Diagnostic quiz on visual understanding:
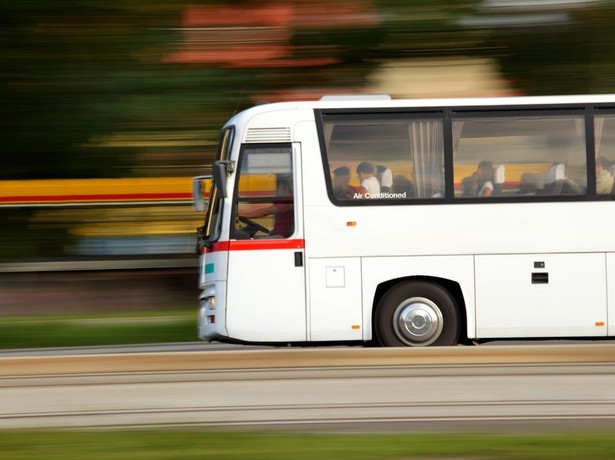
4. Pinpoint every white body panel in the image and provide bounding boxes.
[475,253,607,337]
[302,202,615,257]
[227,248,306,342]
[308,258,363,341]
[197,248,229,340]
[608,253,615,337]
[301,201,615,340]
